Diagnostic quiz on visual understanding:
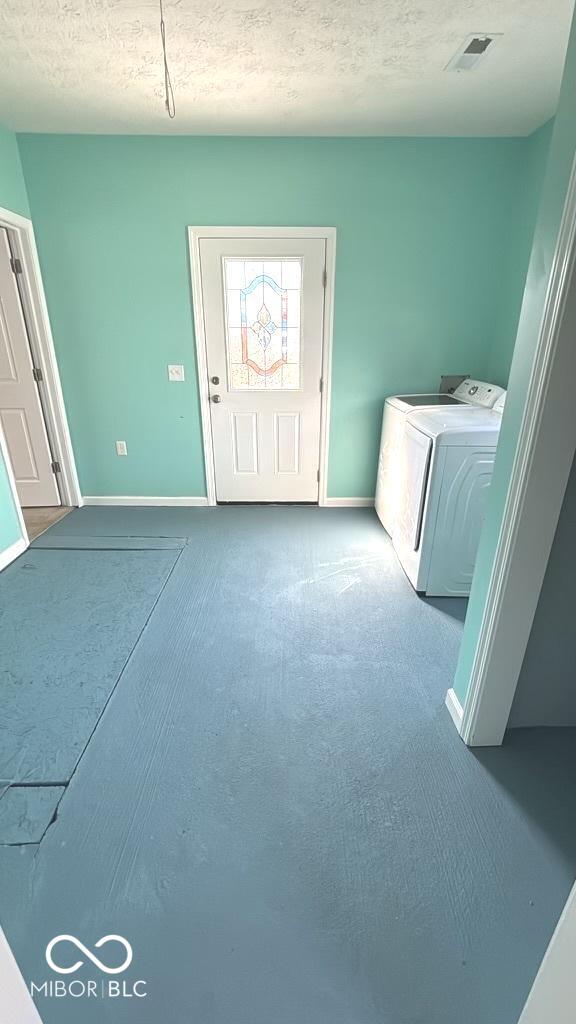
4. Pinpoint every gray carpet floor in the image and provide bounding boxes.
[0,506,574,1024]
